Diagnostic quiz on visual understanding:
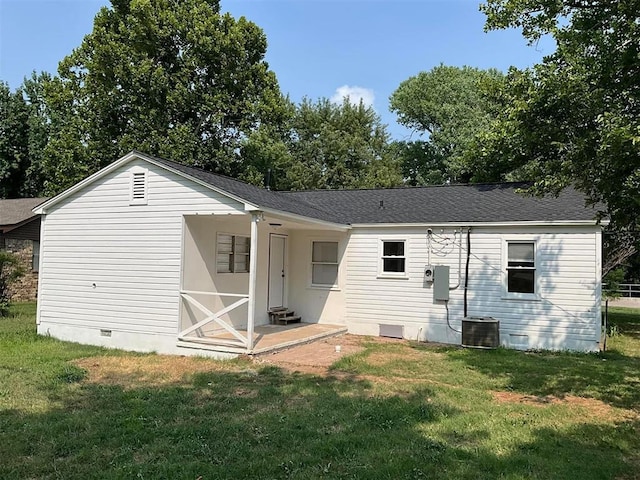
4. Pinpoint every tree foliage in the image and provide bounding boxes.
[0,82,29,198]
[0,74,50,198]
[243,97,402,190]
[475,0,640,231]
[42,0,286,194]
[387,140,448,186]
[389,65,504,182]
